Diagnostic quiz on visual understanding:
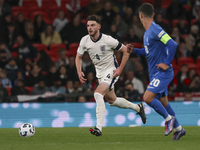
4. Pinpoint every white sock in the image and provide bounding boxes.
[109,97,140,112]
[94,92,105,132]
[165,115,172,121]
[174,125,182,131]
